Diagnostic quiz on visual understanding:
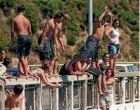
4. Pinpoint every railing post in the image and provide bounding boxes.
[121,77,126,104]
[69,81,74,110]
[21,85,25,110]
[138,78,140,101]
[0,81,5,110]
[82,80,87,110]
[54,84,59,110]
[36,82,42,110]
[131,77,135,103]
[112,81,116,105]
